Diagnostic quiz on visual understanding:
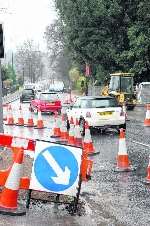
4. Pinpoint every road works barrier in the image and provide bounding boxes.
[2,90,21,105]
[0,133,94,215]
